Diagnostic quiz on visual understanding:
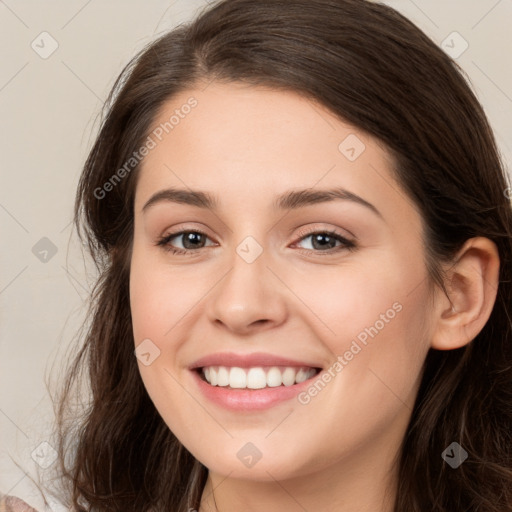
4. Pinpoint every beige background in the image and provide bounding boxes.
[1,1,511,509]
